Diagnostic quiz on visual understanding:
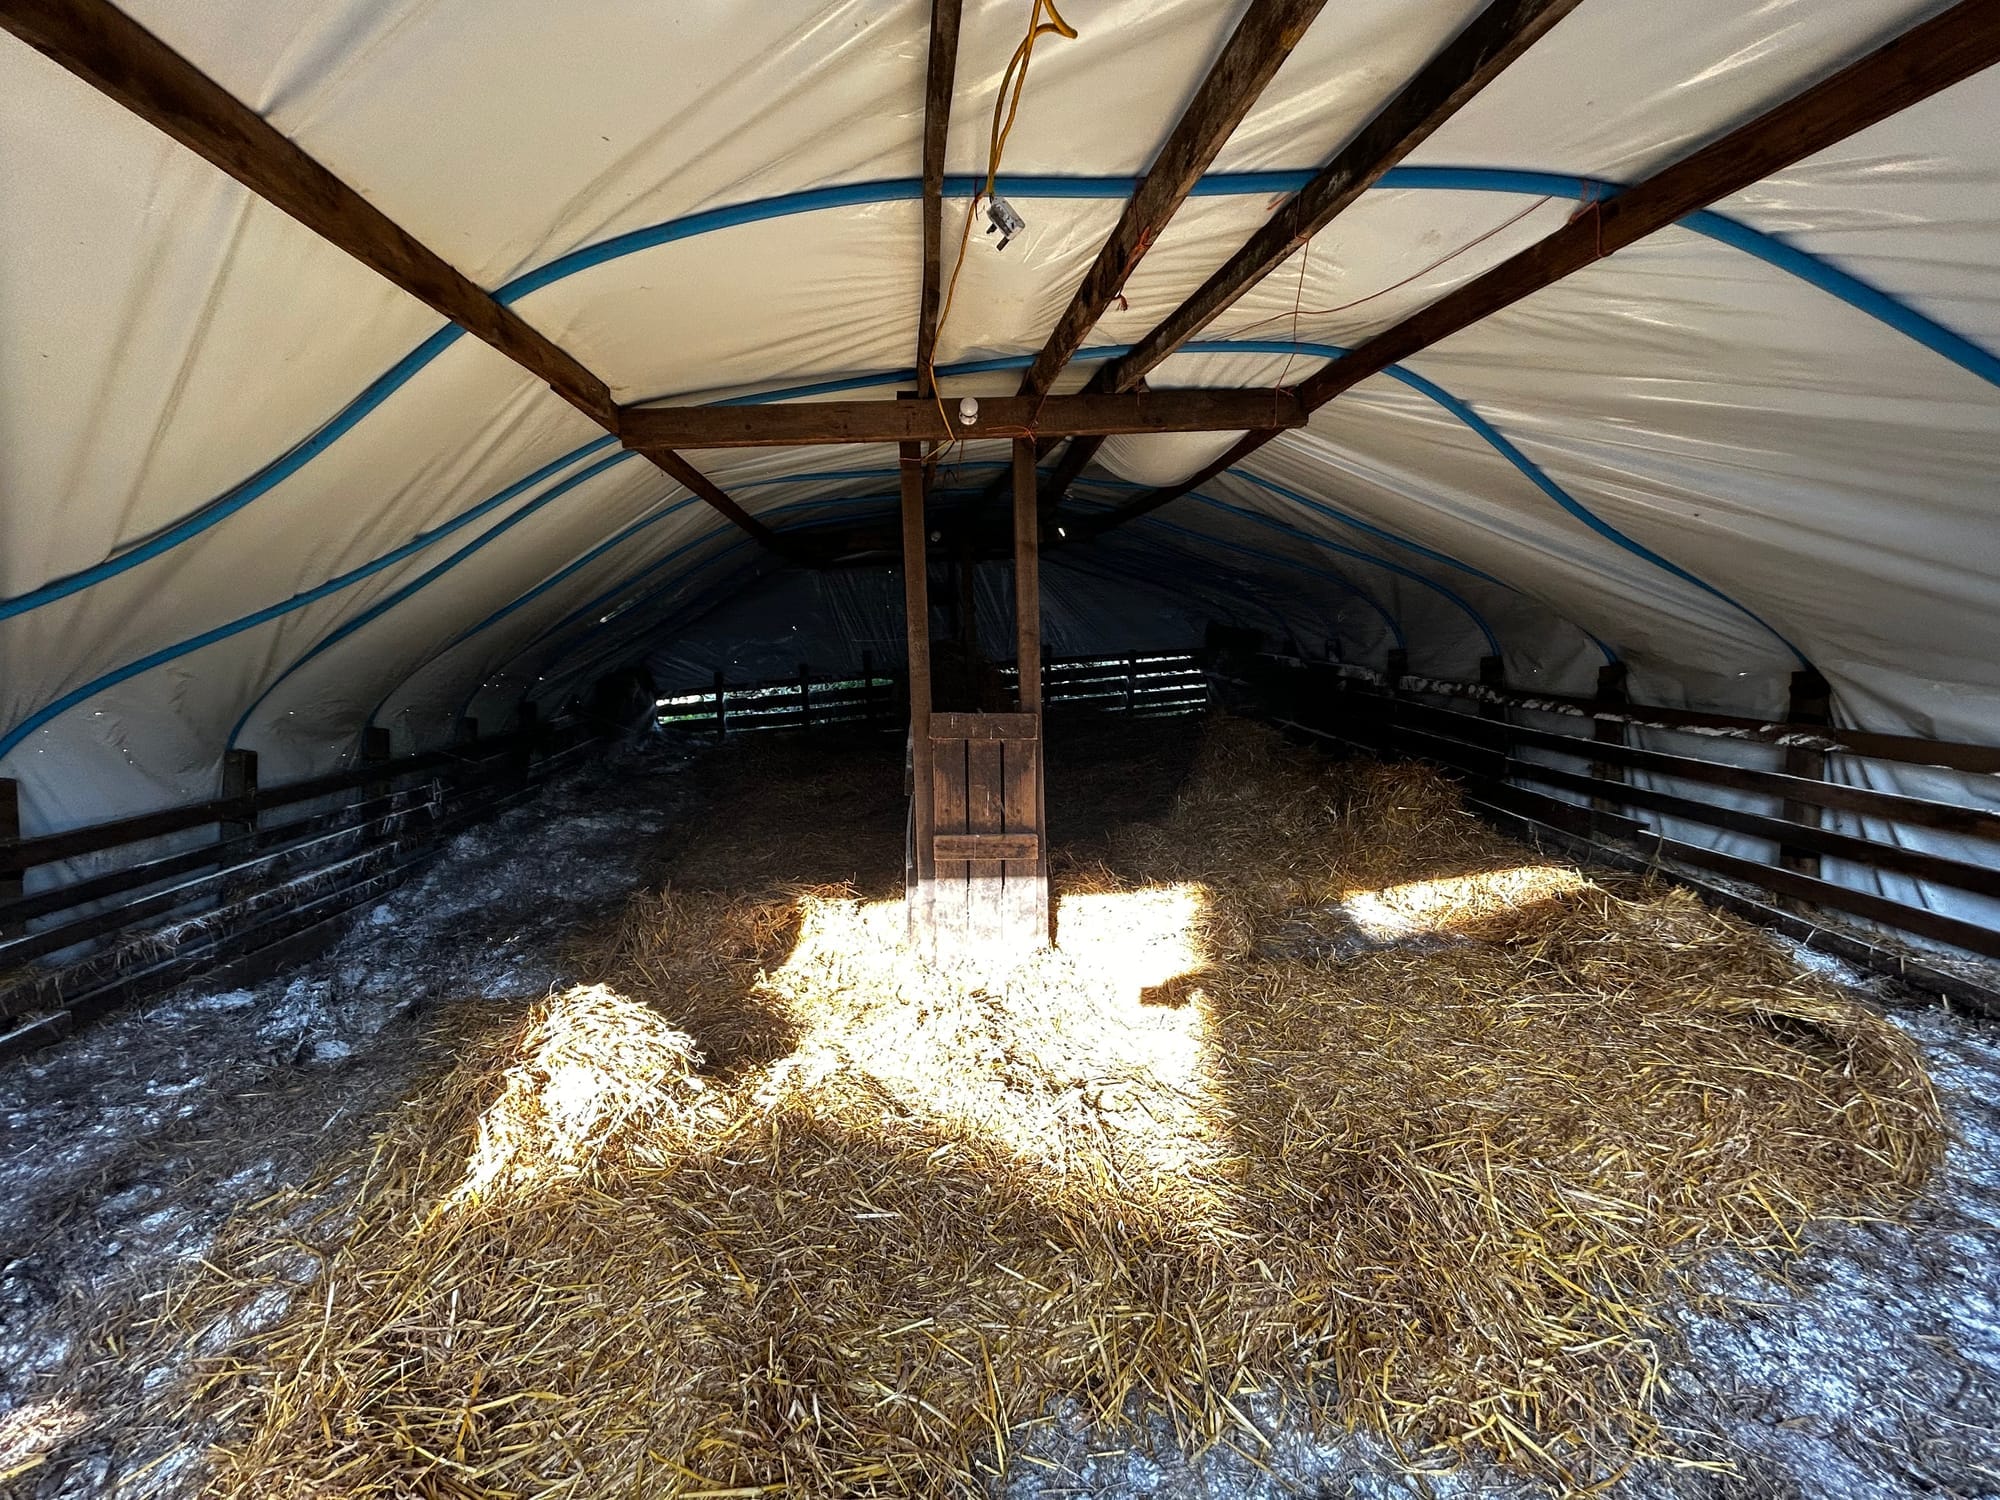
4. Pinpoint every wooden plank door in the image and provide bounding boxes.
[927,713,1045,957]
